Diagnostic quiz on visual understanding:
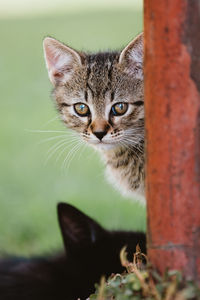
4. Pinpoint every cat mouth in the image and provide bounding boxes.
[82,134,123,147]
[86,139,121,150]
[87,139,116,145]
[95,142,117,150]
